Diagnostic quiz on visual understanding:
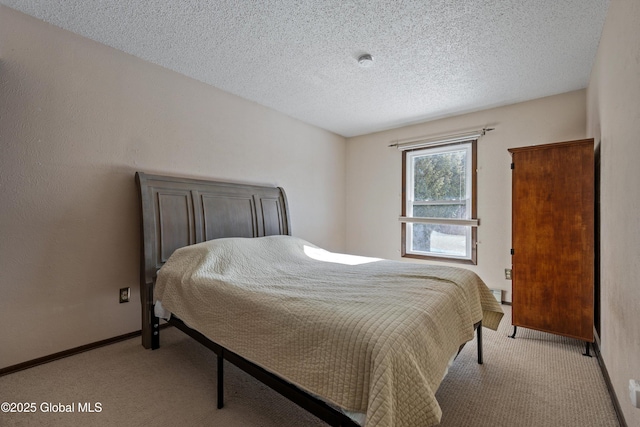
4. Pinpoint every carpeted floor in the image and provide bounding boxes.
[435,306,619,427]
[0,306,620,426]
